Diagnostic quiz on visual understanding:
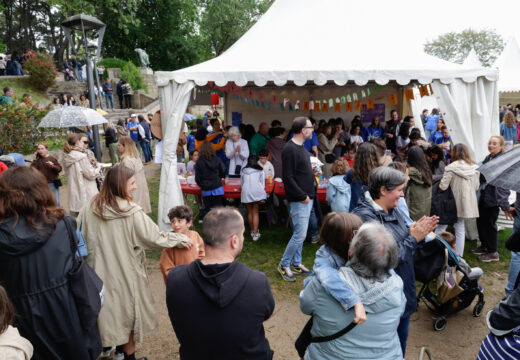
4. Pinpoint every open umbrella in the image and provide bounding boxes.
[38,106,108,128]
[183,113,197,122]
[478,146,520,193]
